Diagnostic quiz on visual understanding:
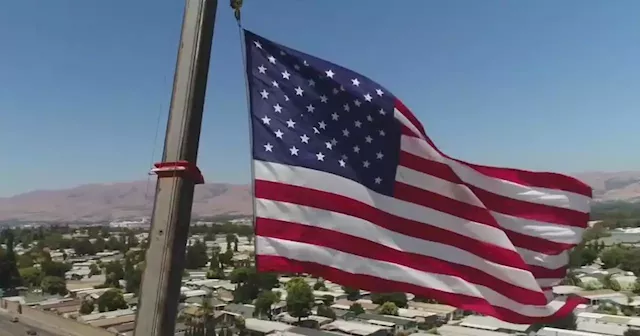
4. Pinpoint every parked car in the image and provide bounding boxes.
[11,316,18,322]
[26,330,37,335]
